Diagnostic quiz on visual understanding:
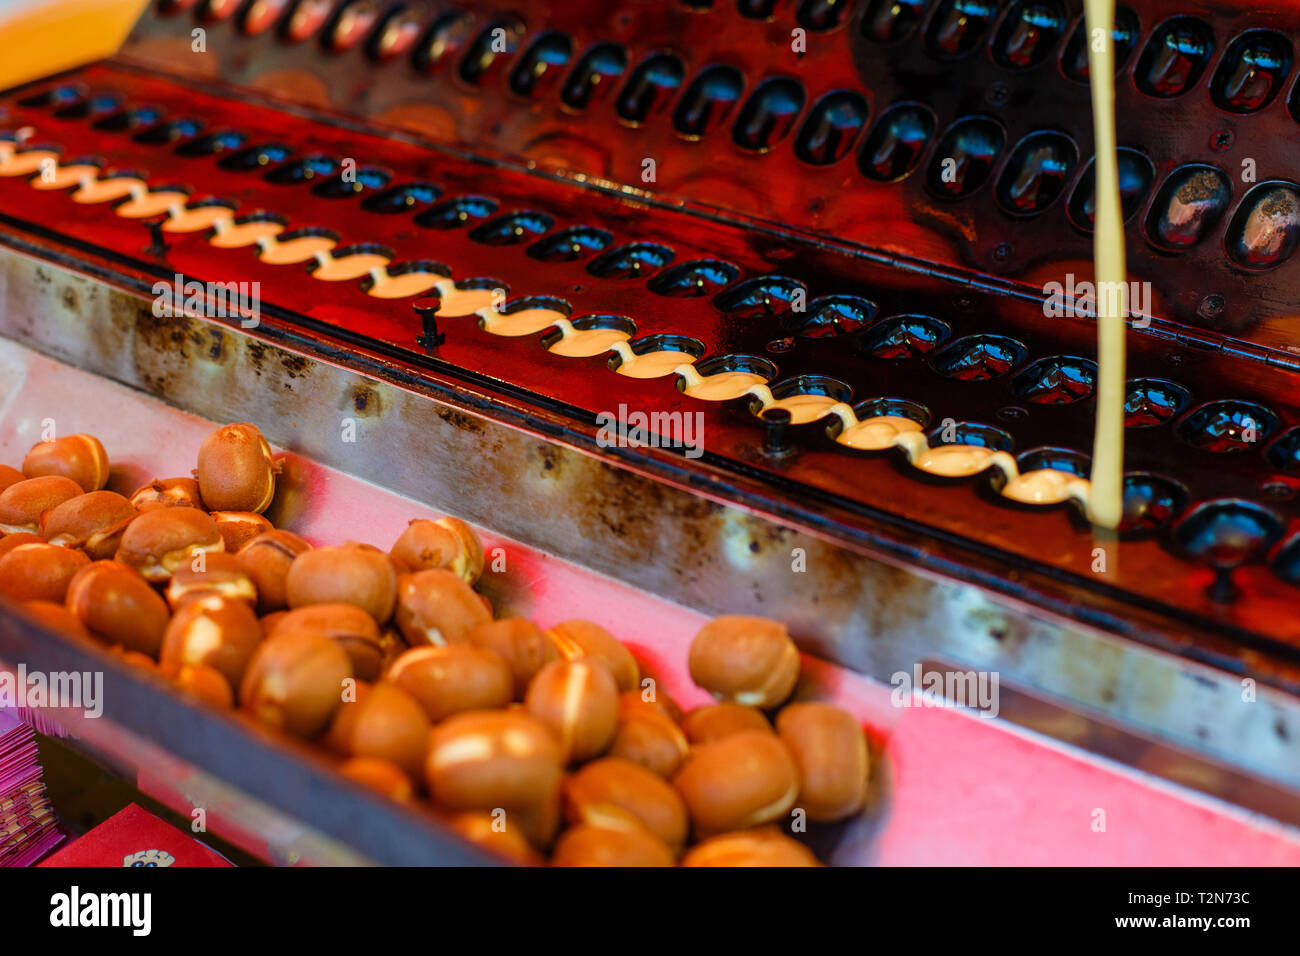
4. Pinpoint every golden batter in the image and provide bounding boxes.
[72,176,143,203]
[675,363,769,401]
[210,218,285,248]
[0,148,58,177]
[1001,468,1090,506]
[257,233,337,265]
[116,189,189,218]
[834,413,924,451]
[30,162,99,190]
[311,250,393,281]
[163,205,238,233]
[611,341,698,379]
[365,268,446,299]
[433,283,501,317]
[546,319,630,357]
[479,305,567,336]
